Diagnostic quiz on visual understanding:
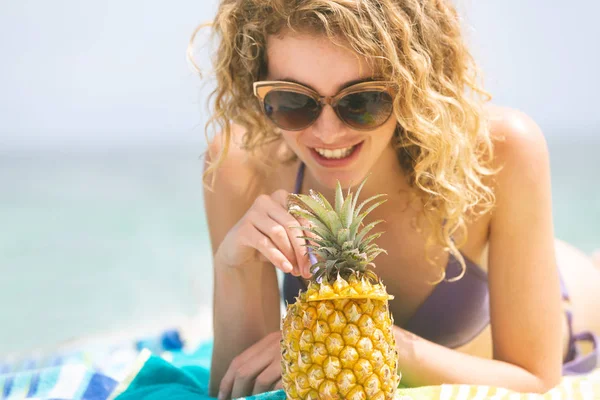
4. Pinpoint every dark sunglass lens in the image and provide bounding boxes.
[337,91,393,129]
[263,91,319,130]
